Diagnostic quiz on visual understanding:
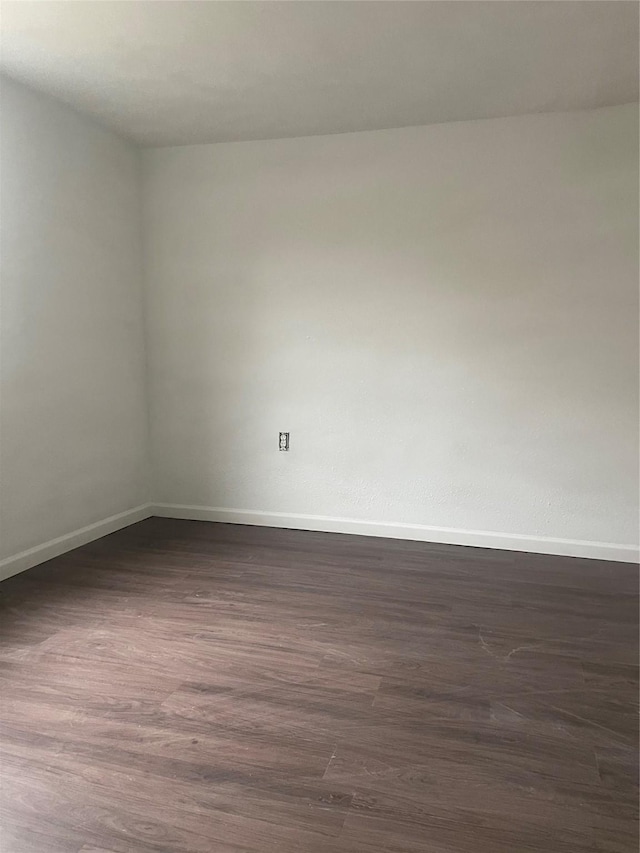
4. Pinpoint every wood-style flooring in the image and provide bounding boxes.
[0,518,638,853]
